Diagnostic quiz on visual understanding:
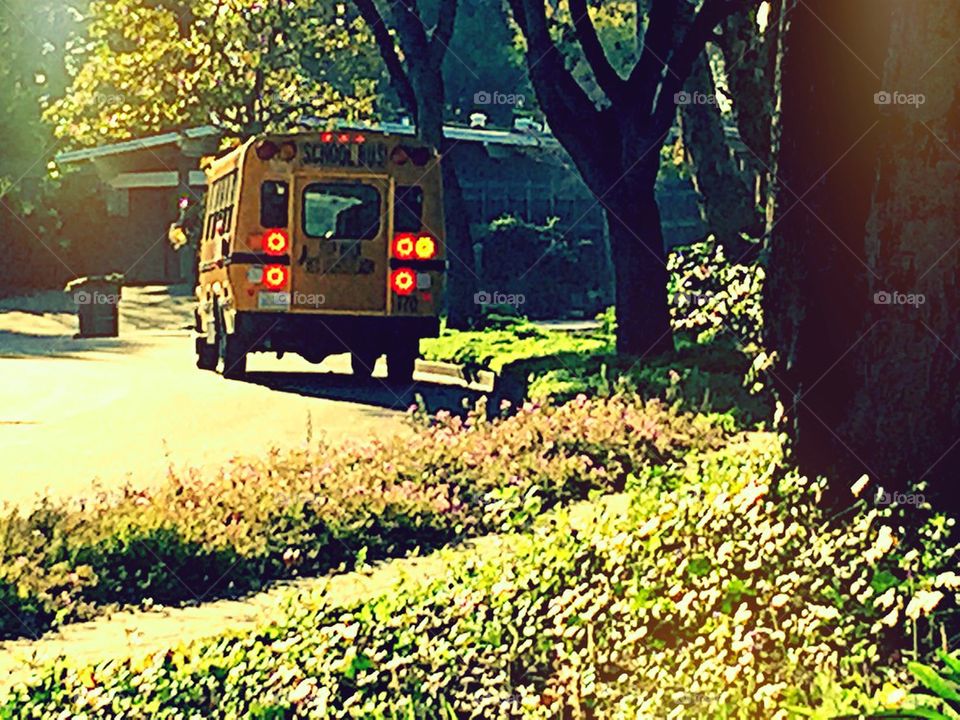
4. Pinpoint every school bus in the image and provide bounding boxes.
[194,129,445,381]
